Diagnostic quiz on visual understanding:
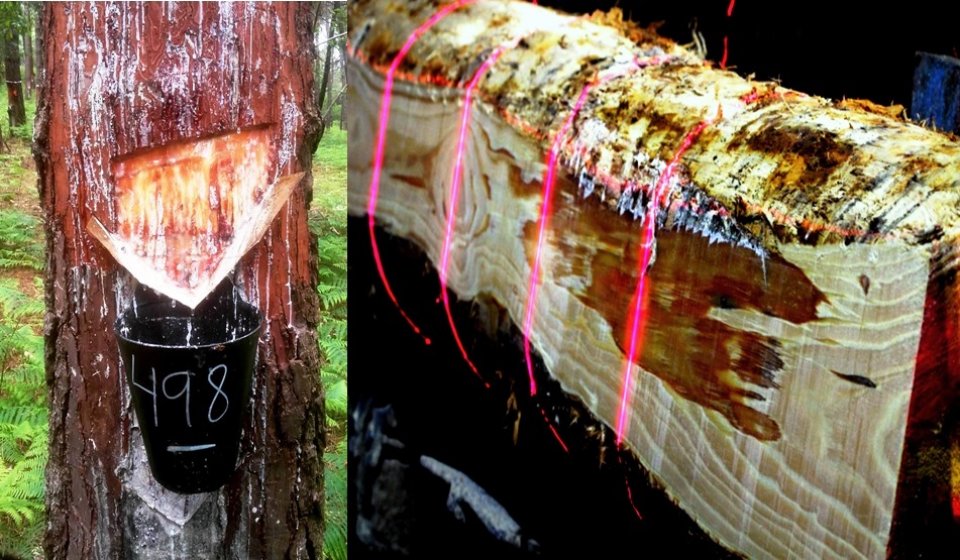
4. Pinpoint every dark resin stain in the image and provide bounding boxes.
[831,370,877,389]
[361,29,400,68]
[477,125,542,199]
[391,173,428,189]
[731,122,853,189]
[522,170,827,442]
[644,109,689,144]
